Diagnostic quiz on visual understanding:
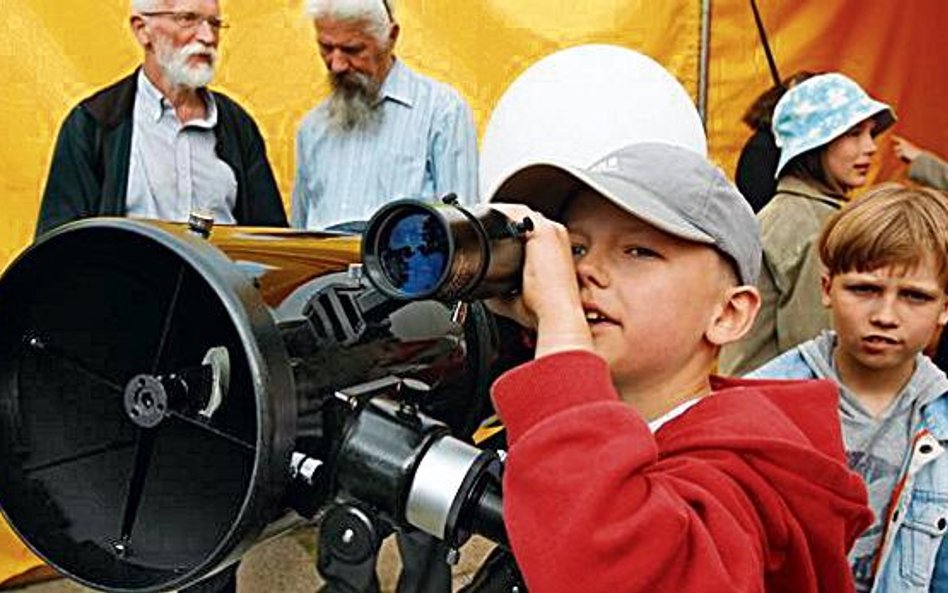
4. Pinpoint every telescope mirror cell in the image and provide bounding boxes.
[0,219,295,593]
